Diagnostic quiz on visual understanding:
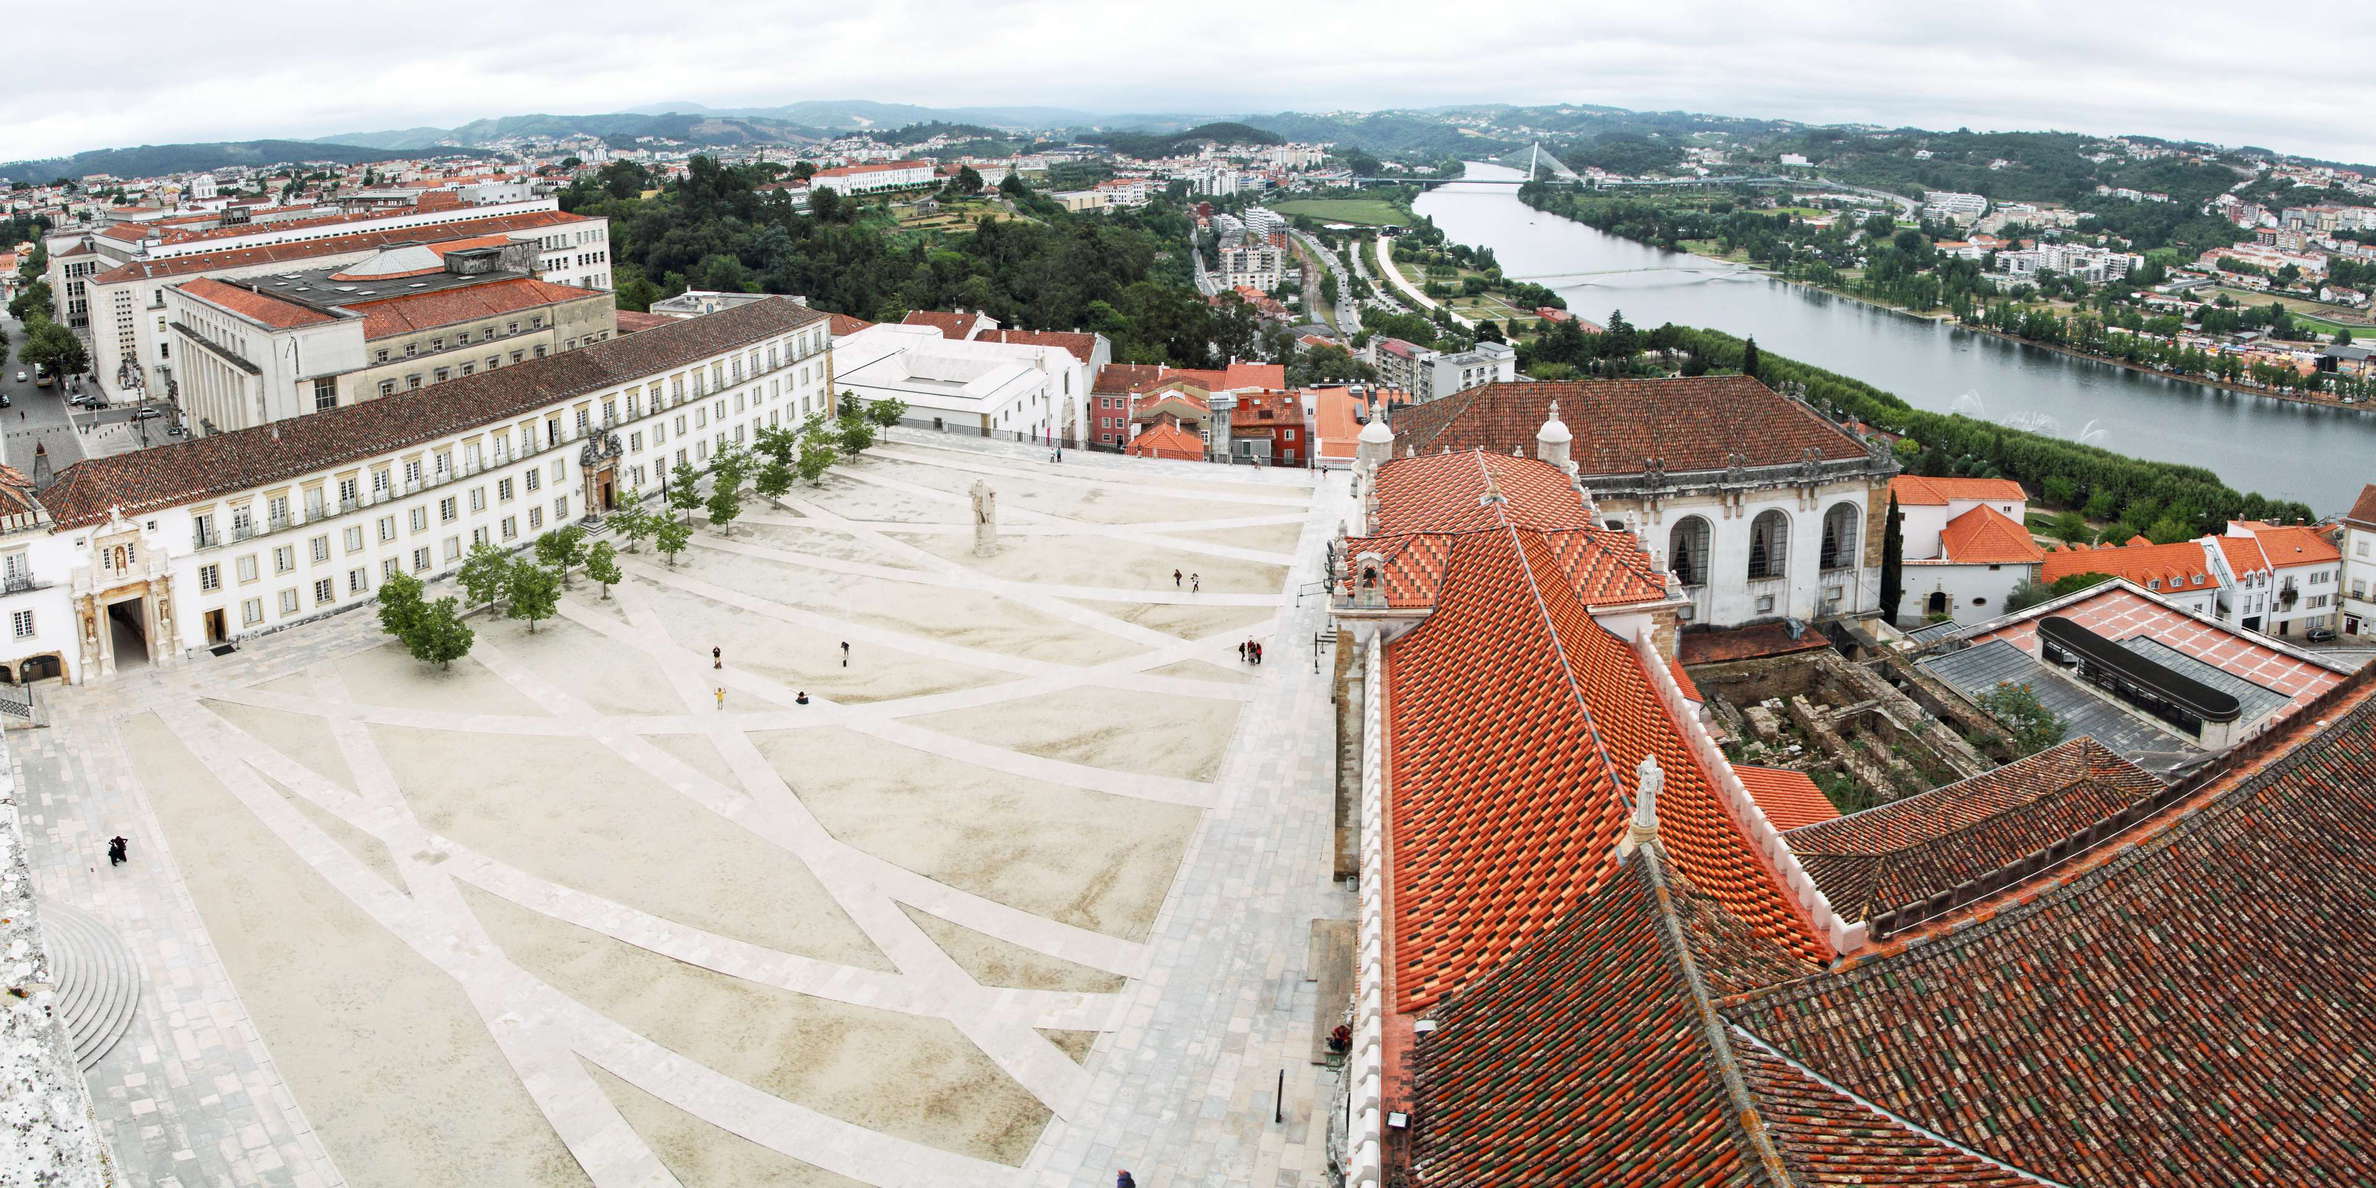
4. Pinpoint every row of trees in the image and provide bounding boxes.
[375,394,906,668]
